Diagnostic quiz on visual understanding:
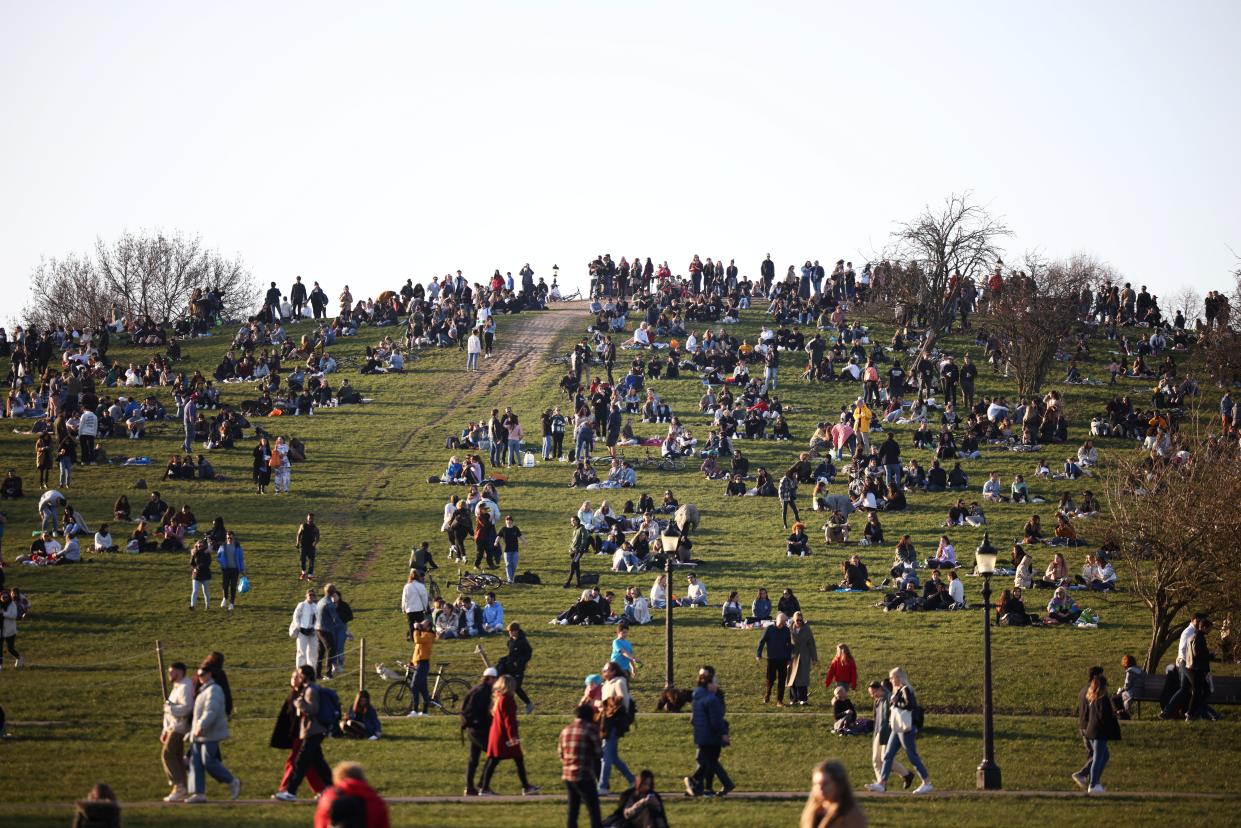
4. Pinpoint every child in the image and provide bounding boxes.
[832,686,857,727]
[580,674,603,708]
[610,622,641,677]
[1034,458,1051,478]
